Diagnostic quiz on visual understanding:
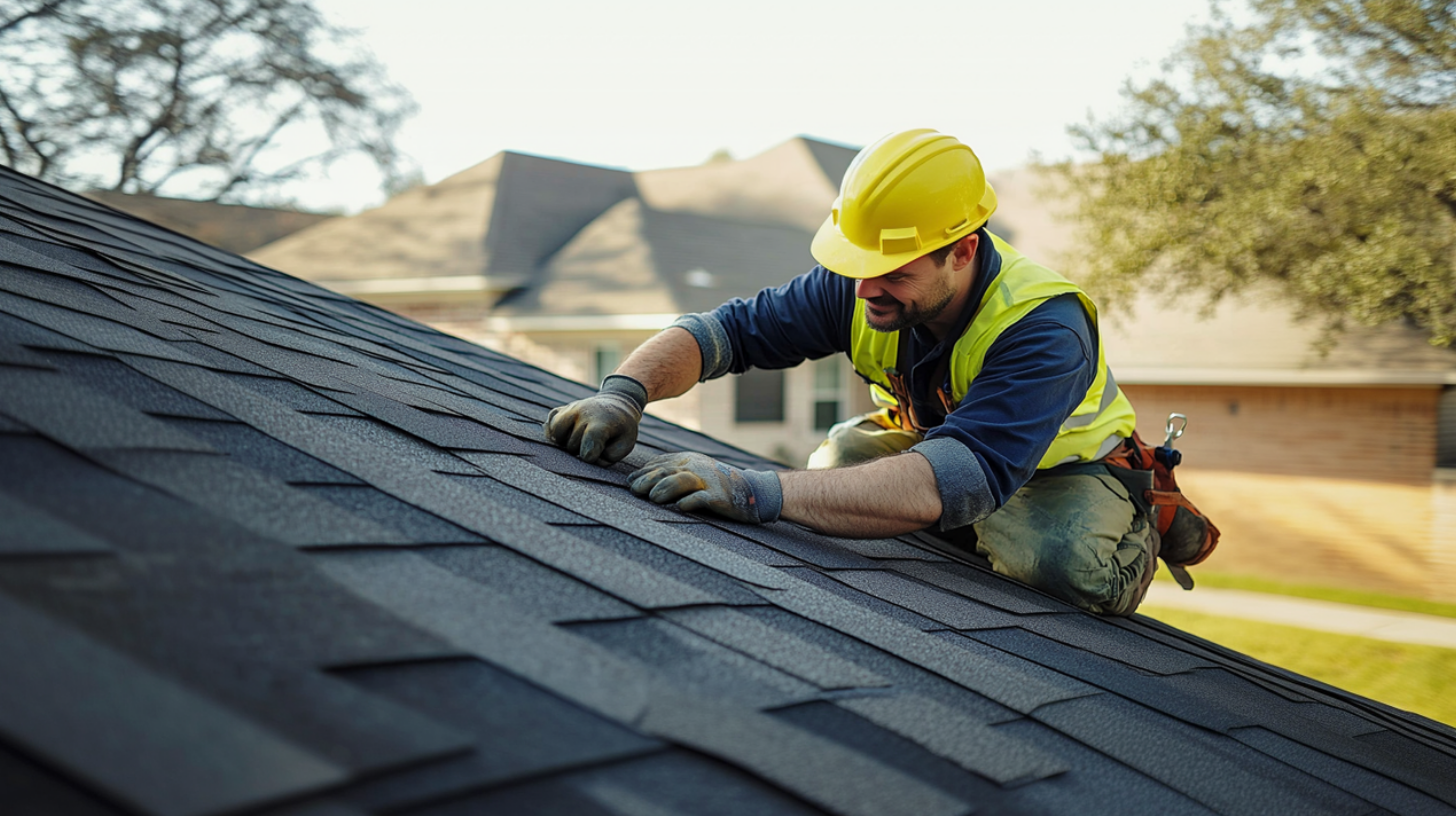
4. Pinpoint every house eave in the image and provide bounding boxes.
[317,275,525,297]
[486,313,682,333]
[1118,367,1456,387]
